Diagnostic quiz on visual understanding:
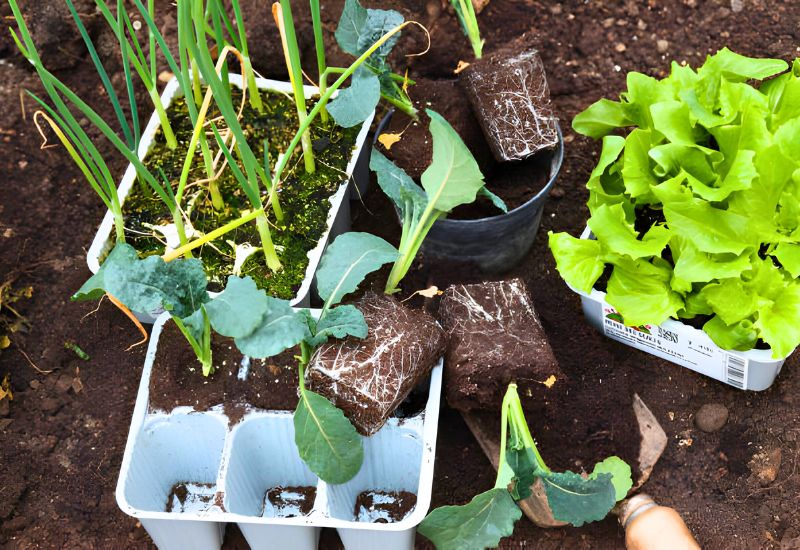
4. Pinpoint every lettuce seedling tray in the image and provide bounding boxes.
[87,75,374,321]
[570,227,787,391]
[116,313,443,550]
